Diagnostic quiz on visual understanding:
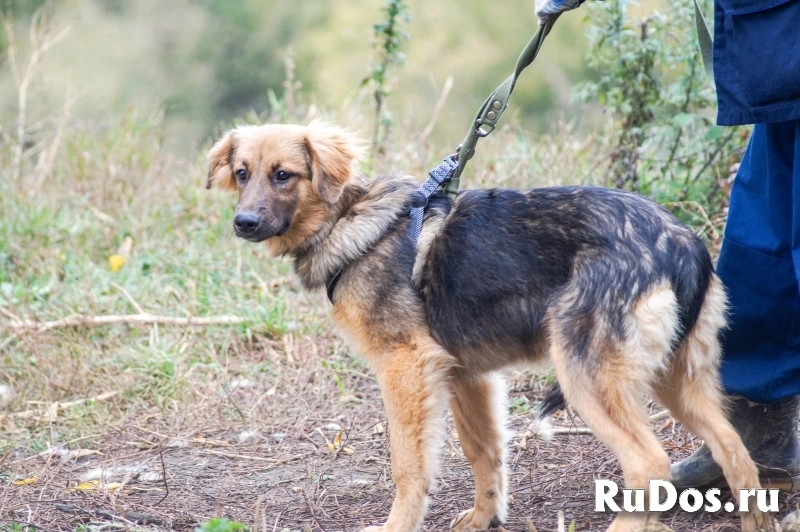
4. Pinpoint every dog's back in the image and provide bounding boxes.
[418,186,714,375]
